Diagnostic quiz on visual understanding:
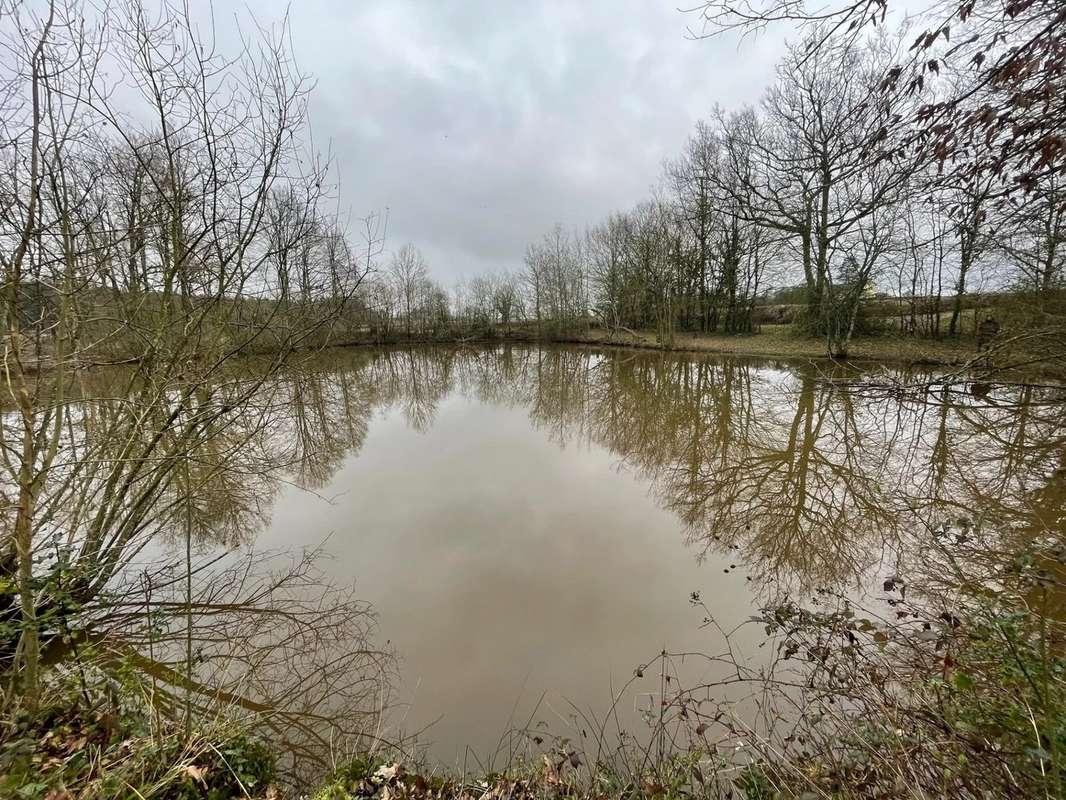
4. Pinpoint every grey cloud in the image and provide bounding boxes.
[211,0,786,279]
